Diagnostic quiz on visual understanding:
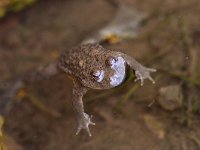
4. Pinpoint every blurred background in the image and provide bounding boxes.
[0,0,200,150]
